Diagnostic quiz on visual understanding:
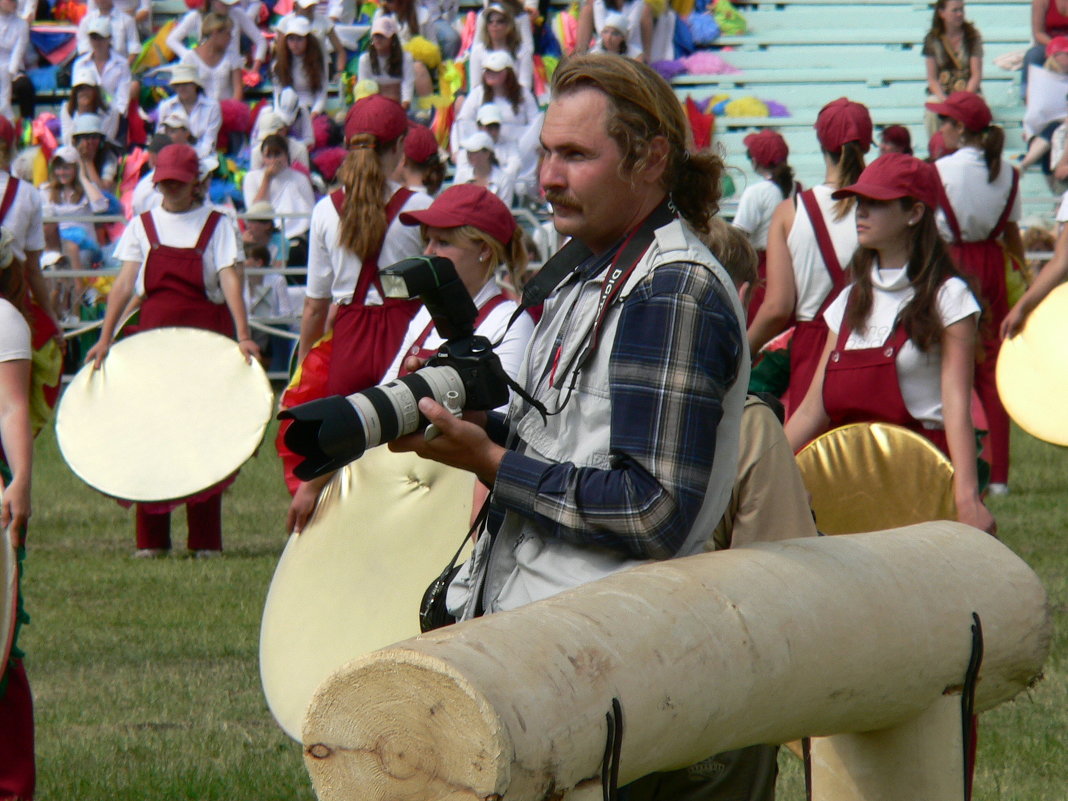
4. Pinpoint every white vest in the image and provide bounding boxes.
[448,219,750,619]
